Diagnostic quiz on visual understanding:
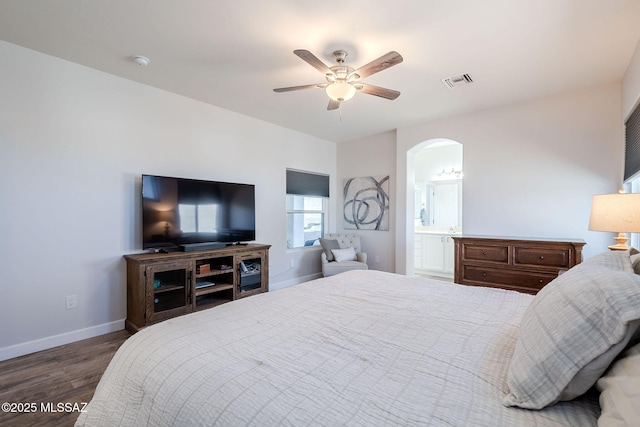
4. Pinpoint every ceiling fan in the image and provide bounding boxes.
[273,49,403,110]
